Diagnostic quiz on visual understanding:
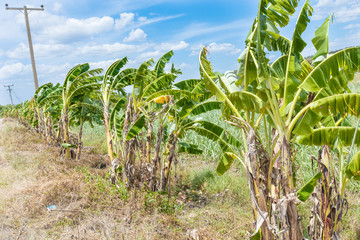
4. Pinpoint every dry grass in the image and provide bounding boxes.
[2,117,357,239]
[0,119,253,239]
